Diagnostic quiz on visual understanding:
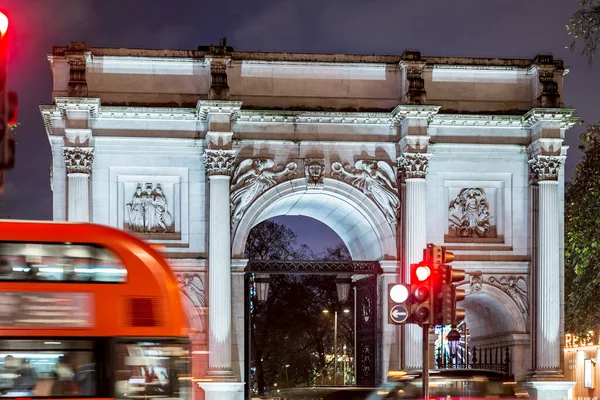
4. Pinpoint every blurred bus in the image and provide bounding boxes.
[0,220,191,399]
